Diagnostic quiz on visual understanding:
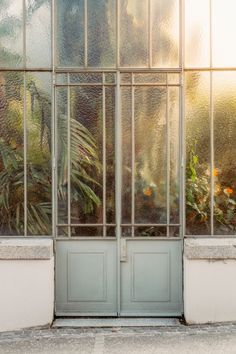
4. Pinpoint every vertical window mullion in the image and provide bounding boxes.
[84,0,88,68]
[102,73,106,237]
[67,74,71,237]
[166,75,170,237]
[131,73,135,237]
[23,73,27,236]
